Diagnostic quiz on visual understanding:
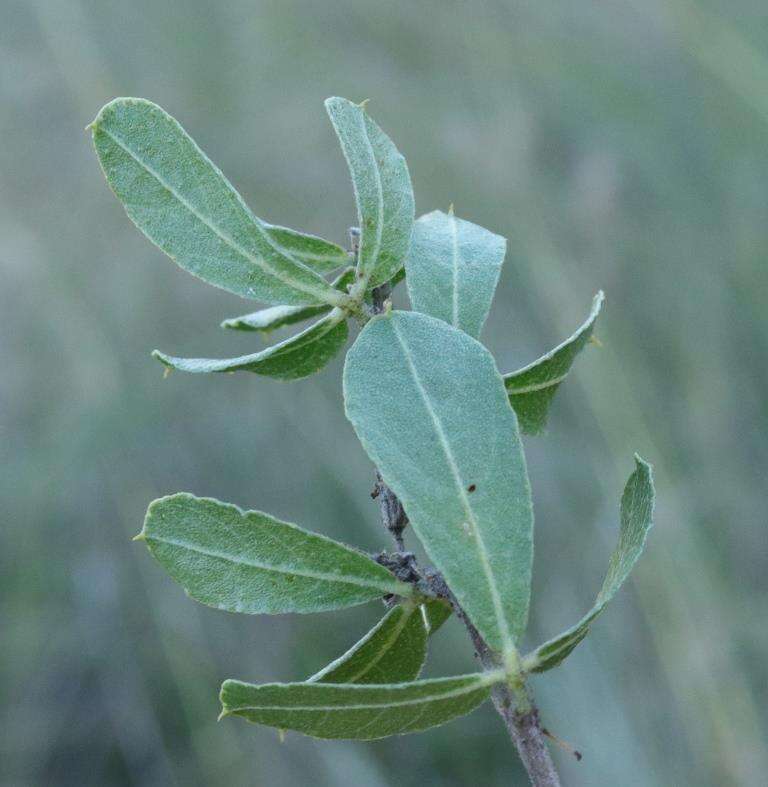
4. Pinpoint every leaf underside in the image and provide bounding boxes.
[325,97,415,288]
[262,223,349,273]
[344,310,534,656]
[406,209,506,340]
[525,455,655,672]
[92,98,342,307]
[504,291,604,434]
[139,493,411,614]
[220,672,499,740]
[154,310,349,380]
